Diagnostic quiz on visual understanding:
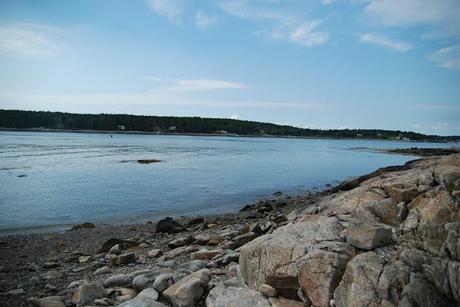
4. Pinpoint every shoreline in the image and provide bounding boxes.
[1,127,457,143]
[1,145,457,236]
